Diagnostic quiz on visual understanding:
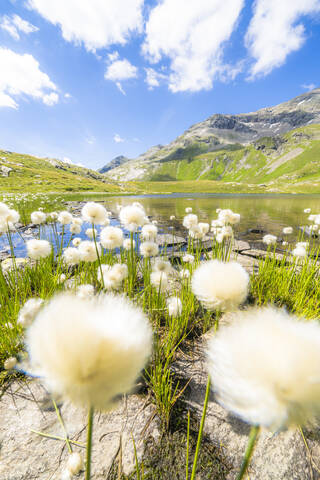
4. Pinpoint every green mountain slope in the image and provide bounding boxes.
[0,150,123,193]
[102,88,320,192]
